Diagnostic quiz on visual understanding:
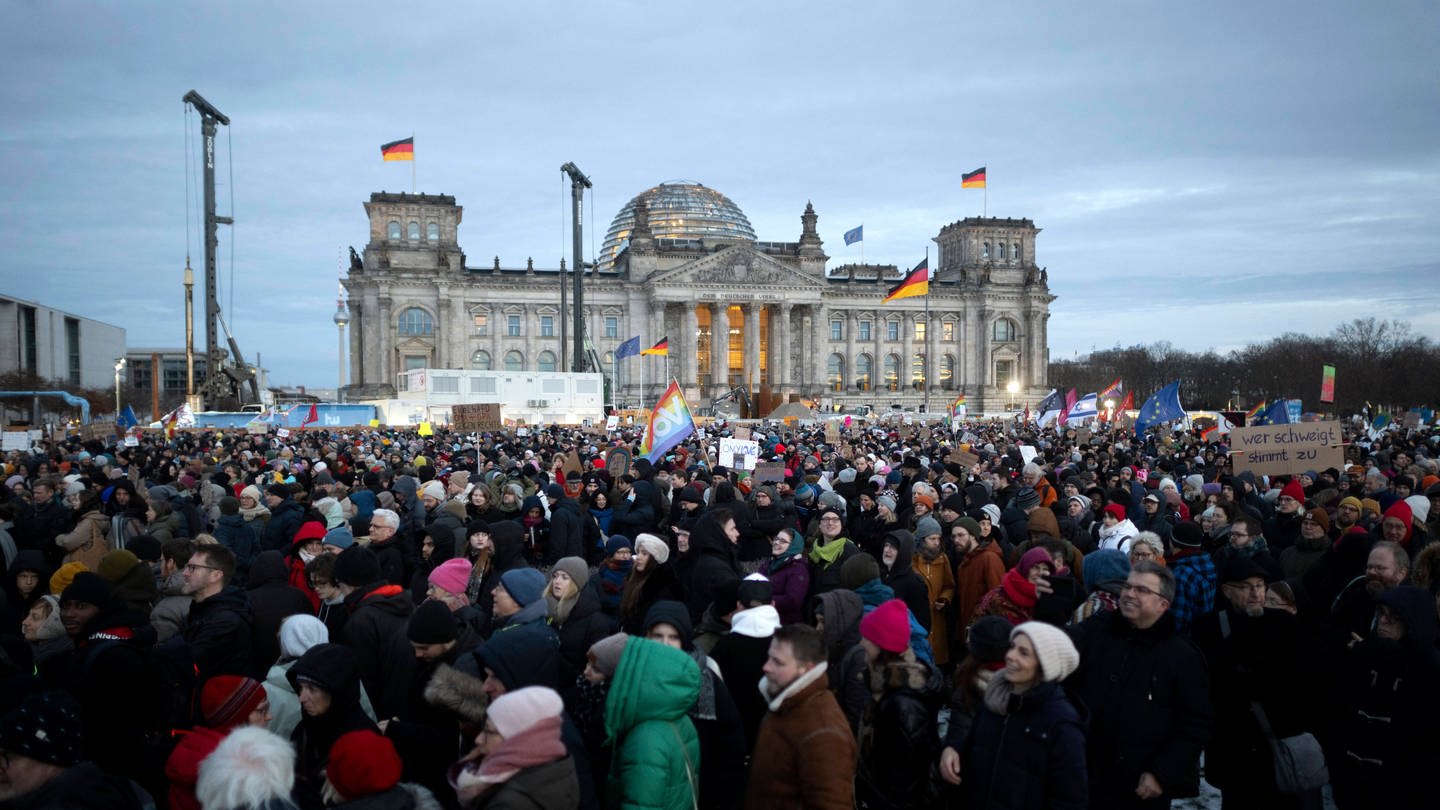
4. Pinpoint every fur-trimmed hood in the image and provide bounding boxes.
[423,662,488,724]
